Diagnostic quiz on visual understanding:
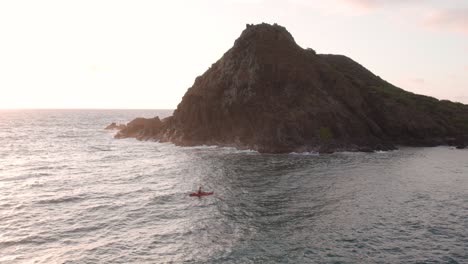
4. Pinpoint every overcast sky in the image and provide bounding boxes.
[0,0,467,109]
